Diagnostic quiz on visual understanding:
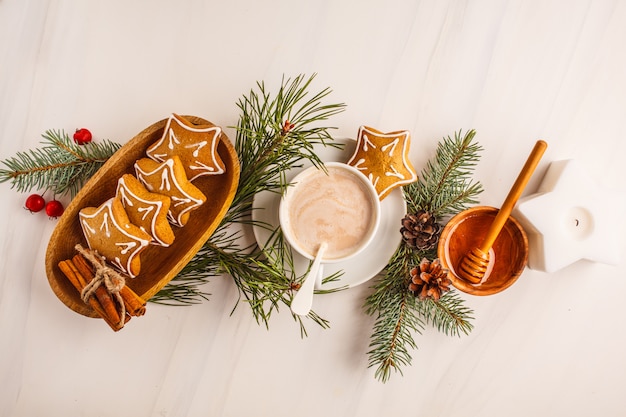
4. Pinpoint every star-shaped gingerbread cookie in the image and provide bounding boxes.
[135,156,206,227]
[347,126,417,200]
[79,196,152,278]
[146,113,225,181]
[116,174,175,247]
